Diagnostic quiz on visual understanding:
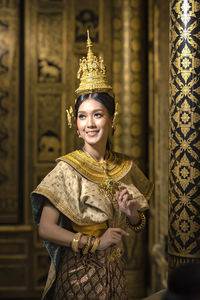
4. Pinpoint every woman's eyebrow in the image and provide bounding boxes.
[78,109,104,114]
